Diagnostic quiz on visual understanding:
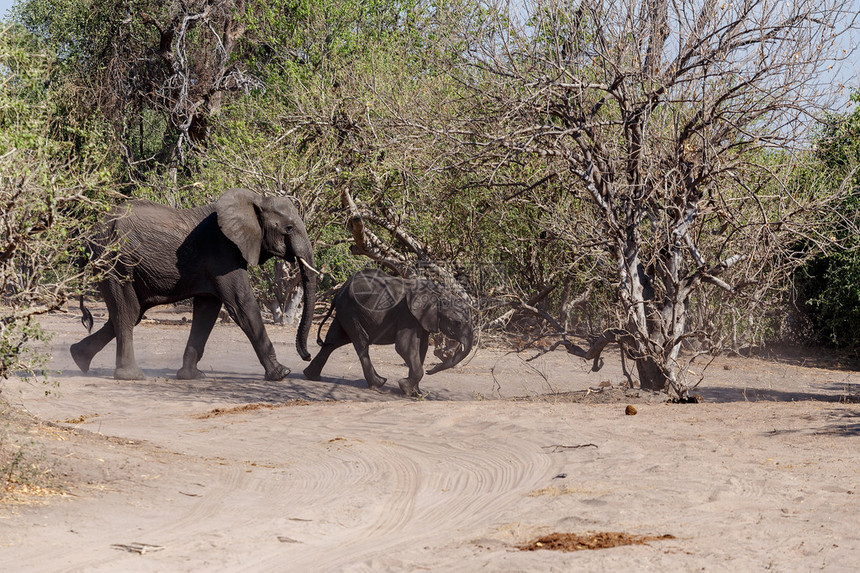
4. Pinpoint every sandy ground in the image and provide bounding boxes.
[1,303,859,572]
